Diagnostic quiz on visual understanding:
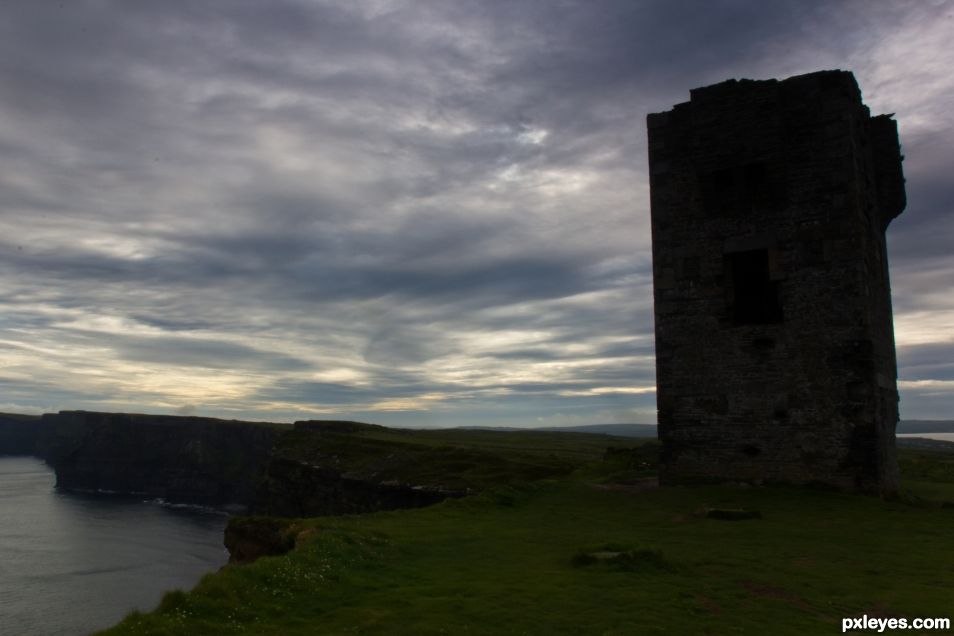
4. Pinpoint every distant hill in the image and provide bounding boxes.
[461,420,954,438]
[898,420,954,434]
[896,436,954,450]
[534,423,657,437]
[457,423,657,438]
